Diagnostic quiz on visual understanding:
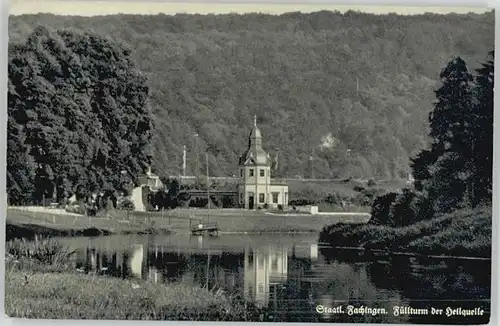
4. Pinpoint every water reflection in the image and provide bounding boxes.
[243,245,288,308]
[68,235,490,324]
